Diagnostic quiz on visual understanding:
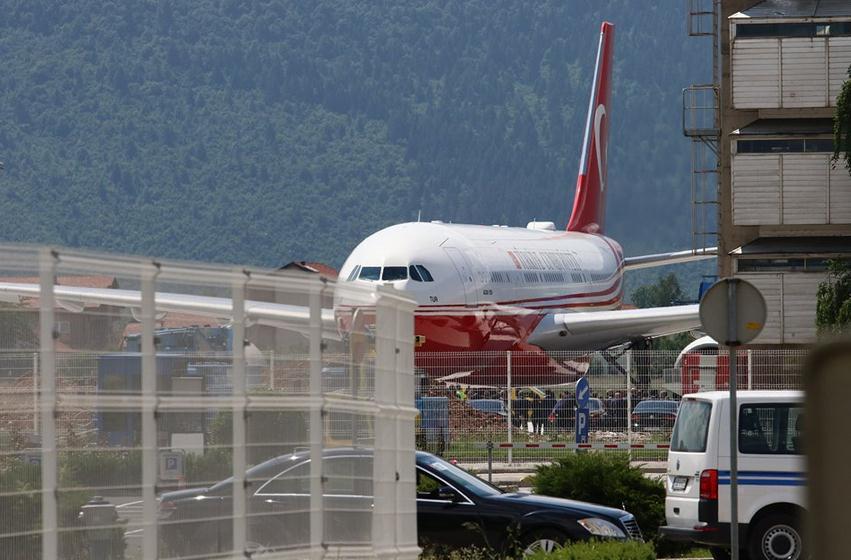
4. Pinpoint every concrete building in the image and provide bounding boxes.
[688,0,851,345]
